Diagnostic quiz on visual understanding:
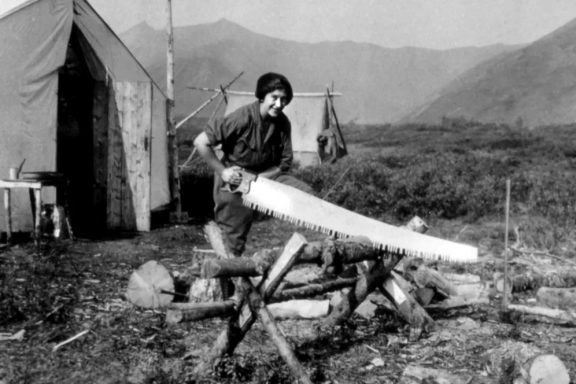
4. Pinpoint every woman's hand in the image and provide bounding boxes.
[221,166,244,185]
